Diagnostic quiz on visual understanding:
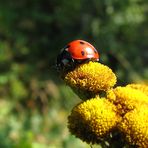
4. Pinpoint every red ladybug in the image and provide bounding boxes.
[56,40,99,71]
